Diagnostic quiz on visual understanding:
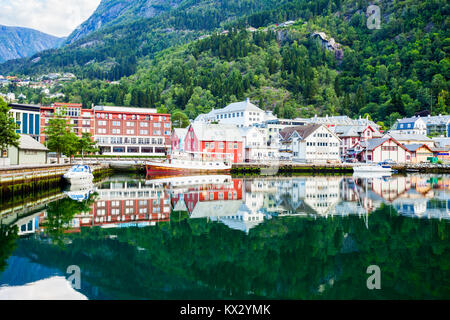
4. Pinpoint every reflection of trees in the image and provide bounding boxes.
[11,205,450,299]
[41,193,98,247]
[0,224,18,273]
